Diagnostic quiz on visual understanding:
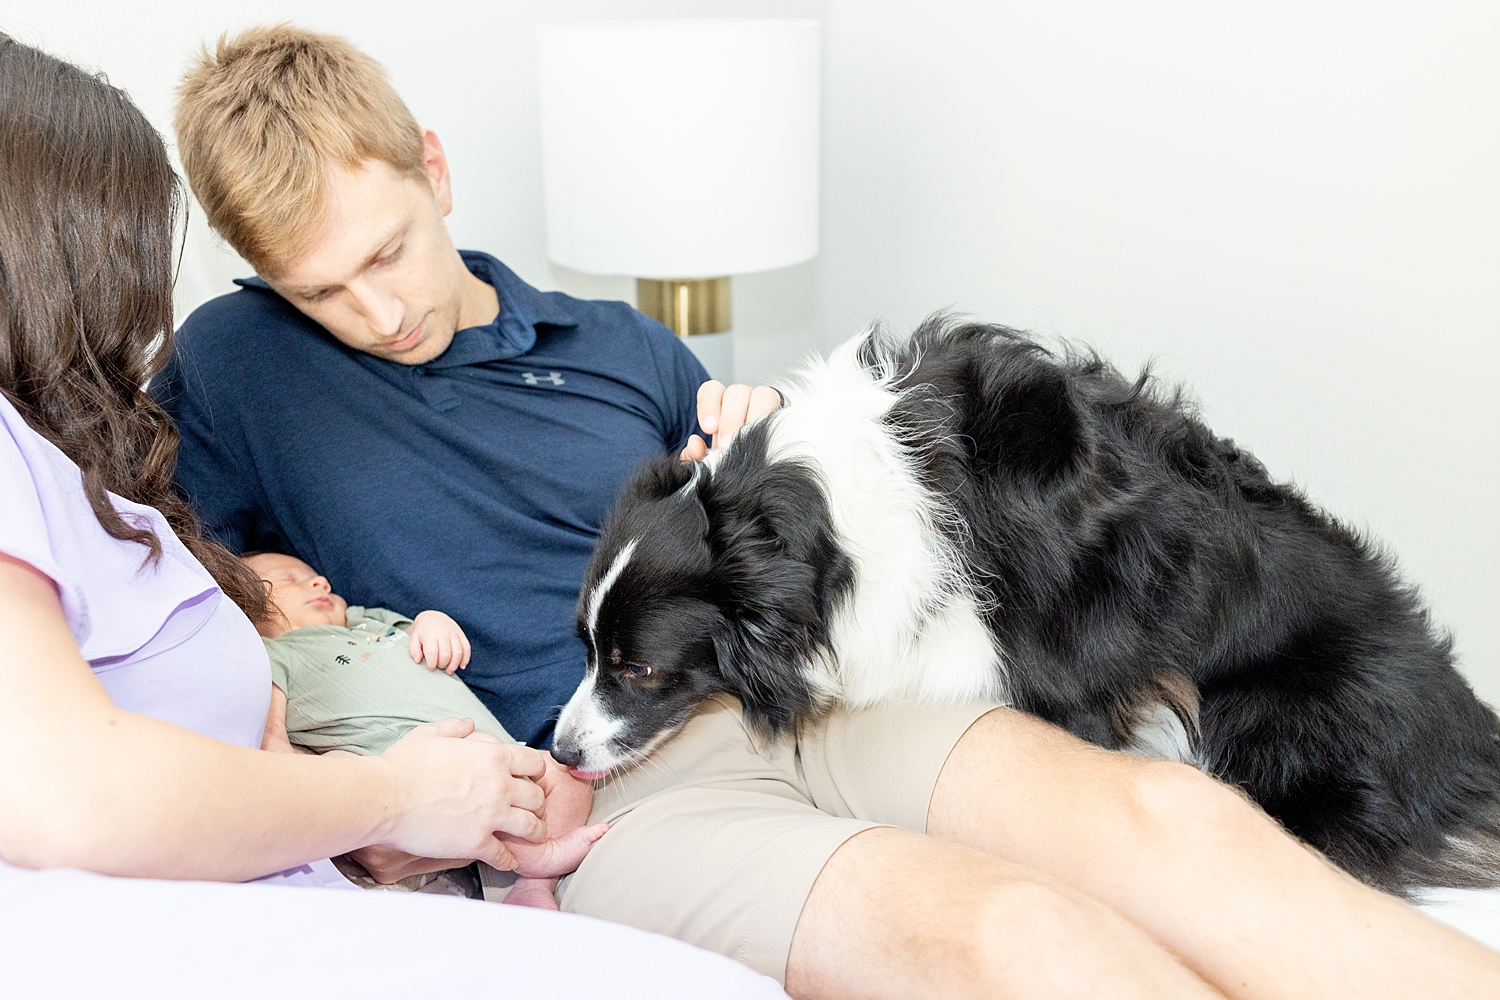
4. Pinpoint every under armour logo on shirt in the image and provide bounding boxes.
[522,371,566,387]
